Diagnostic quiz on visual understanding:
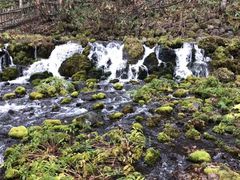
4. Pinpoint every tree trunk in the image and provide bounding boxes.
[220,0,227,12]
[19,0,23,8]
